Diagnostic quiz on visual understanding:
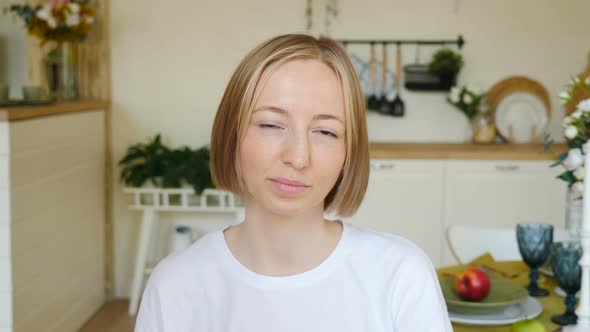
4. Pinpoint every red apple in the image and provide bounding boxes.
[454,267,491,301]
